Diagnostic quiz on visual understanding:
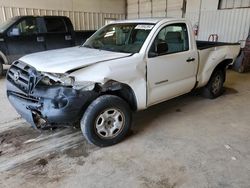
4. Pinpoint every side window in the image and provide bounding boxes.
[44,18,67,33]
[149,23,189,57]
[8,18,38,36]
